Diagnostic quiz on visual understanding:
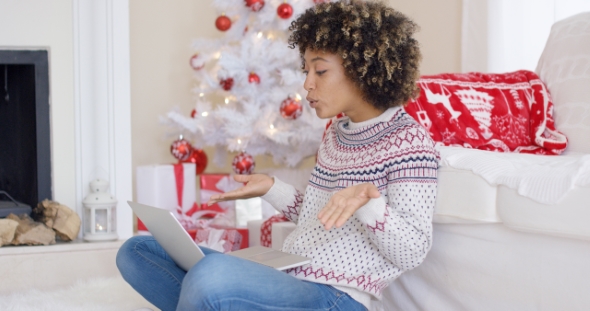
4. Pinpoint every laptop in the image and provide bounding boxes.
[128,201,311,271]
